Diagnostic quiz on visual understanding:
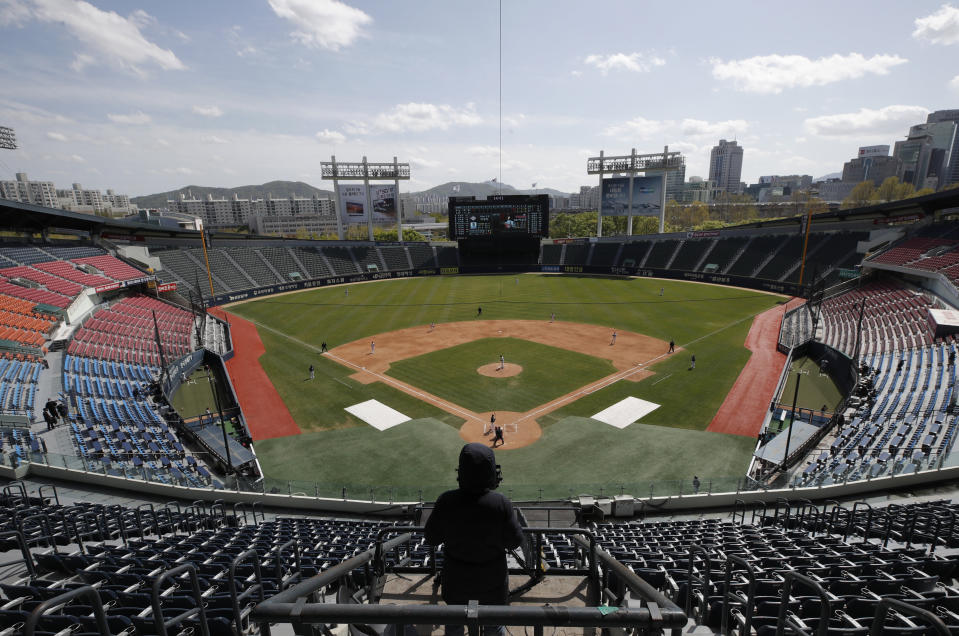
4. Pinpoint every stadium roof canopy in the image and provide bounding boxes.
[0,198,200,237]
